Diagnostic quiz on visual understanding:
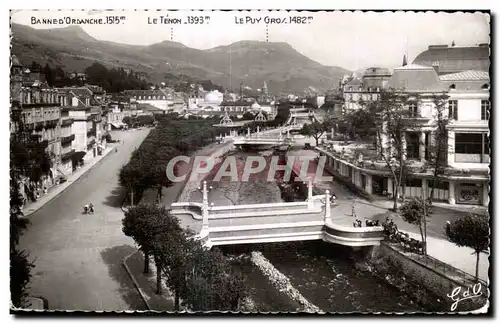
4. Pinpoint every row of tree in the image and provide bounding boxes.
[119,114,225,205]
[122,115,156,128]
[123,203,246,311]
